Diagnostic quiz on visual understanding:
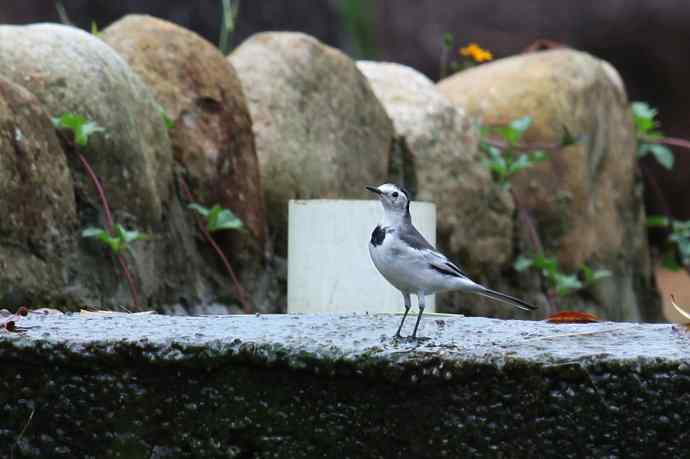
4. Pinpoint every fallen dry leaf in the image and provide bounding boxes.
[669,295,690,332]
[670,295,690,321]
[545,311,600,324]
